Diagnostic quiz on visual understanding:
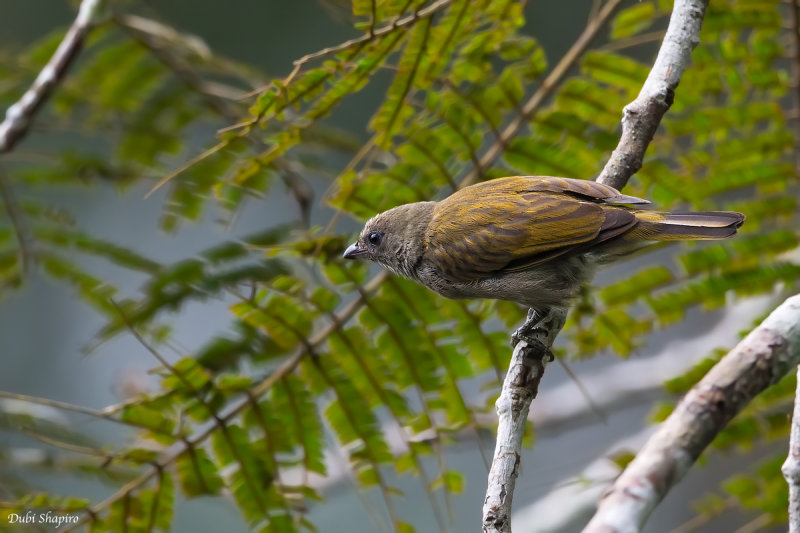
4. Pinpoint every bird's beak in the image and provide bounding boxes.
[343,243,367,259]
